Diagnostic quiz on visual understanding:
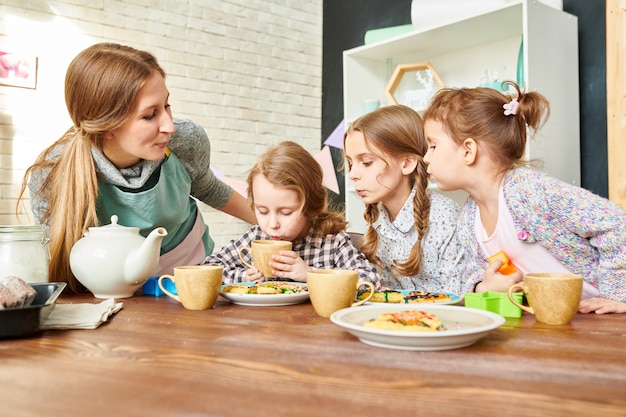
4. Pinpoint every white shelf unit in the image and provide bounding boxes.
[342,0,579,233]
